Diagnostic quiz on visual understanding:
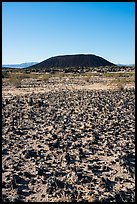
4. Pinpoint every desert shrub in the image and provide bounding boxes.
[8,73,23,88]
[81,72,99,82]
[104,72,114,77]
[82,72,100,76]
[84,75,91,82]
[116,82,125,91]
[2,71,10,78]
[23,73,40,79]
[73,73,81,78]
[109,78,125,90]
[41,74,51,82]
[104,72,135,78]
[52,72,66,79]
